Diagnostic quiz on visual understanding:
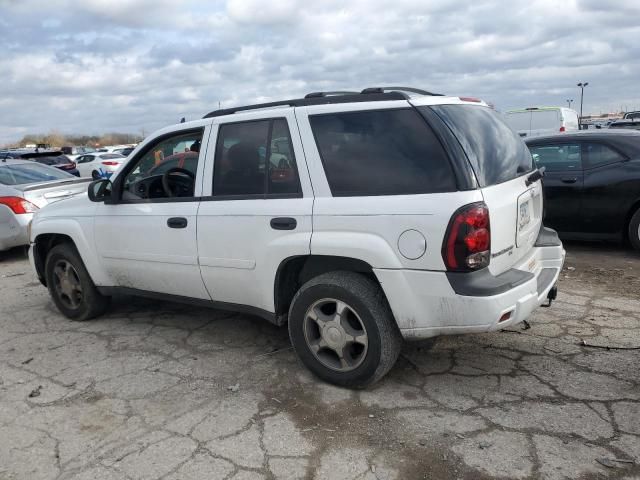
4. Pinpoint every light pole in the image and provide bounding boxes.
[577,82,588,129]
[566,99,574,109]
